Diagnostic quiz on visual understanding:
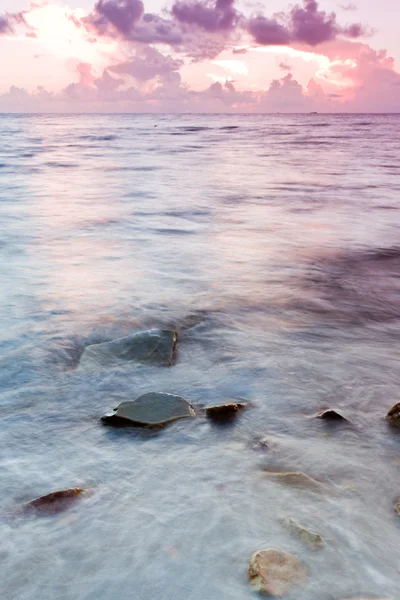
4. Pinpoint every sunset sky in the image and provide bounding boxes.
[1,0,399,112]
